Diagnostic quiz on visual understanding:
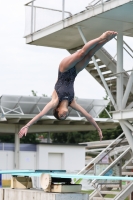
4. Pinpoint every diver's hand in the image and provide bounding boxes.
[18,126,29,138]
[98,129,103,141]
